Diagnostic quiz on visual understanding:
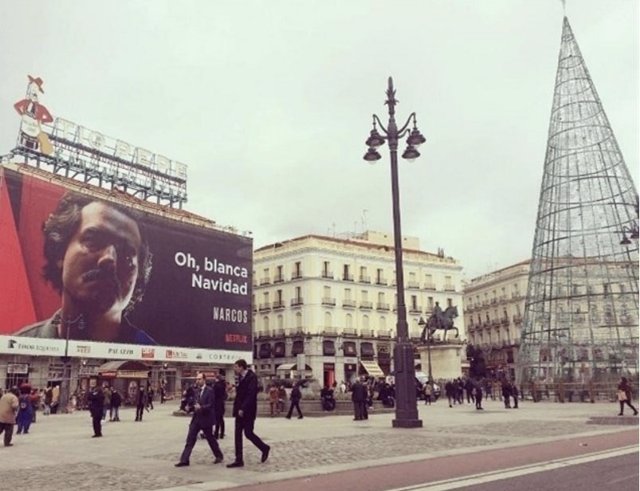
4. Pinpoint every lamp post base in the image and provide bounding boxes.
[391,342,423,428]
[392,418,423,428]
